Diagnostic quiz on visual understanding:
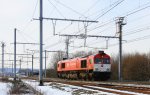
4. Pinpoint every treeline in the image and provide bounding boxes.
[111,52,150,81]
